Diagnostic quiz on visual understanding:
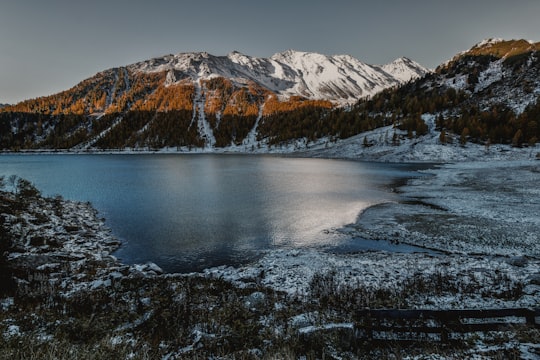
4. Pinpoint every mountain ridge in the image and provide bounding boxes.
[465,38,539,58]
[128,49,428,104]
[1,39,539,159]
